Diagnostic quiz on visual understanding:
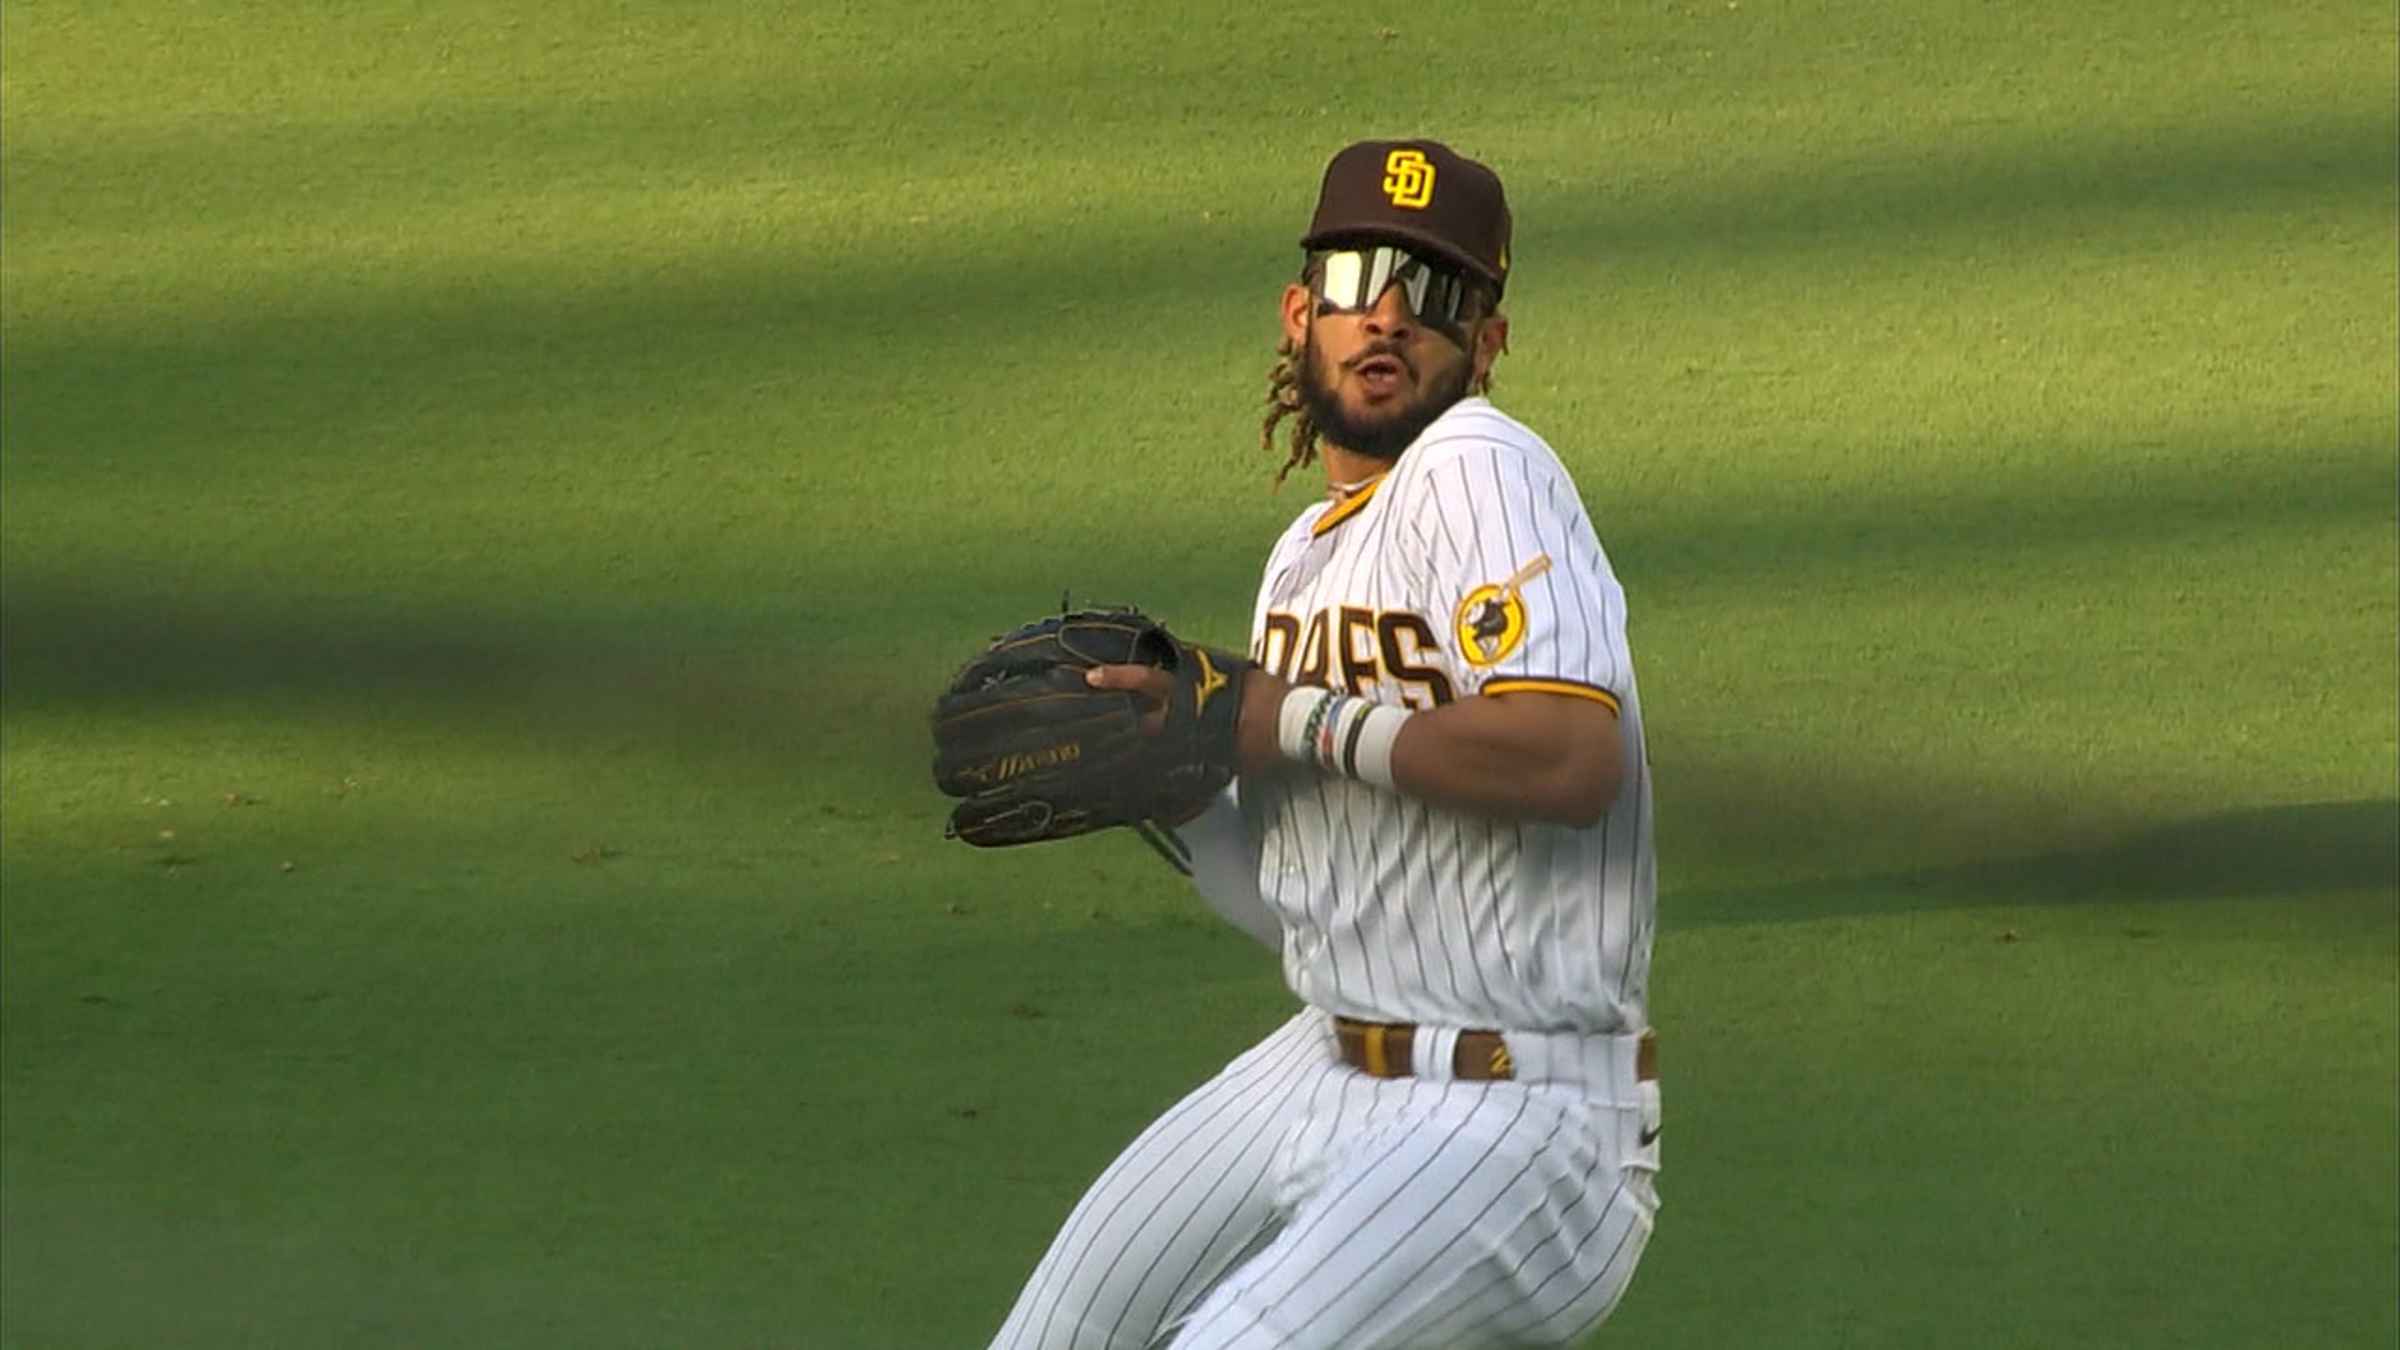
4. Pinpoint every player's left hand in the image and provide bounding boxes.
[1087,663,1289,776]
[1083,663,1173,733]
